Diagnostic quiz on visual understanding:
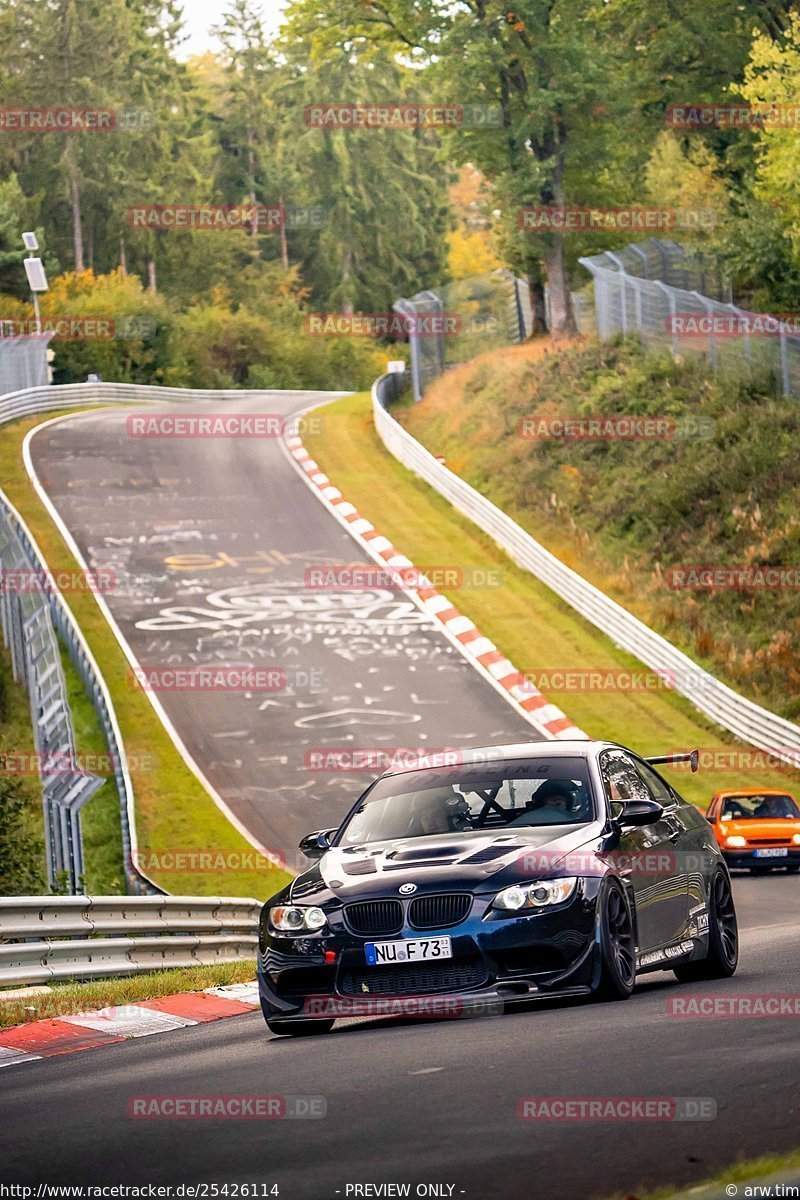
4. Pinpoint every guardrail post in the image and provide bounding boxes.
[780,326,791,396]
[692,292,718,372]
